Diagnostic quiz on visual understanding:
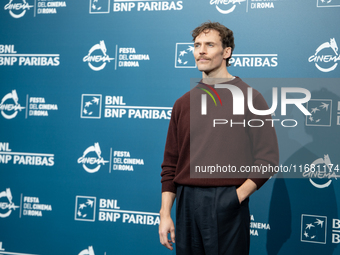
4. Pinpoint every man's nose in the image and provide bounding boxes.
[199,45,206,54]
